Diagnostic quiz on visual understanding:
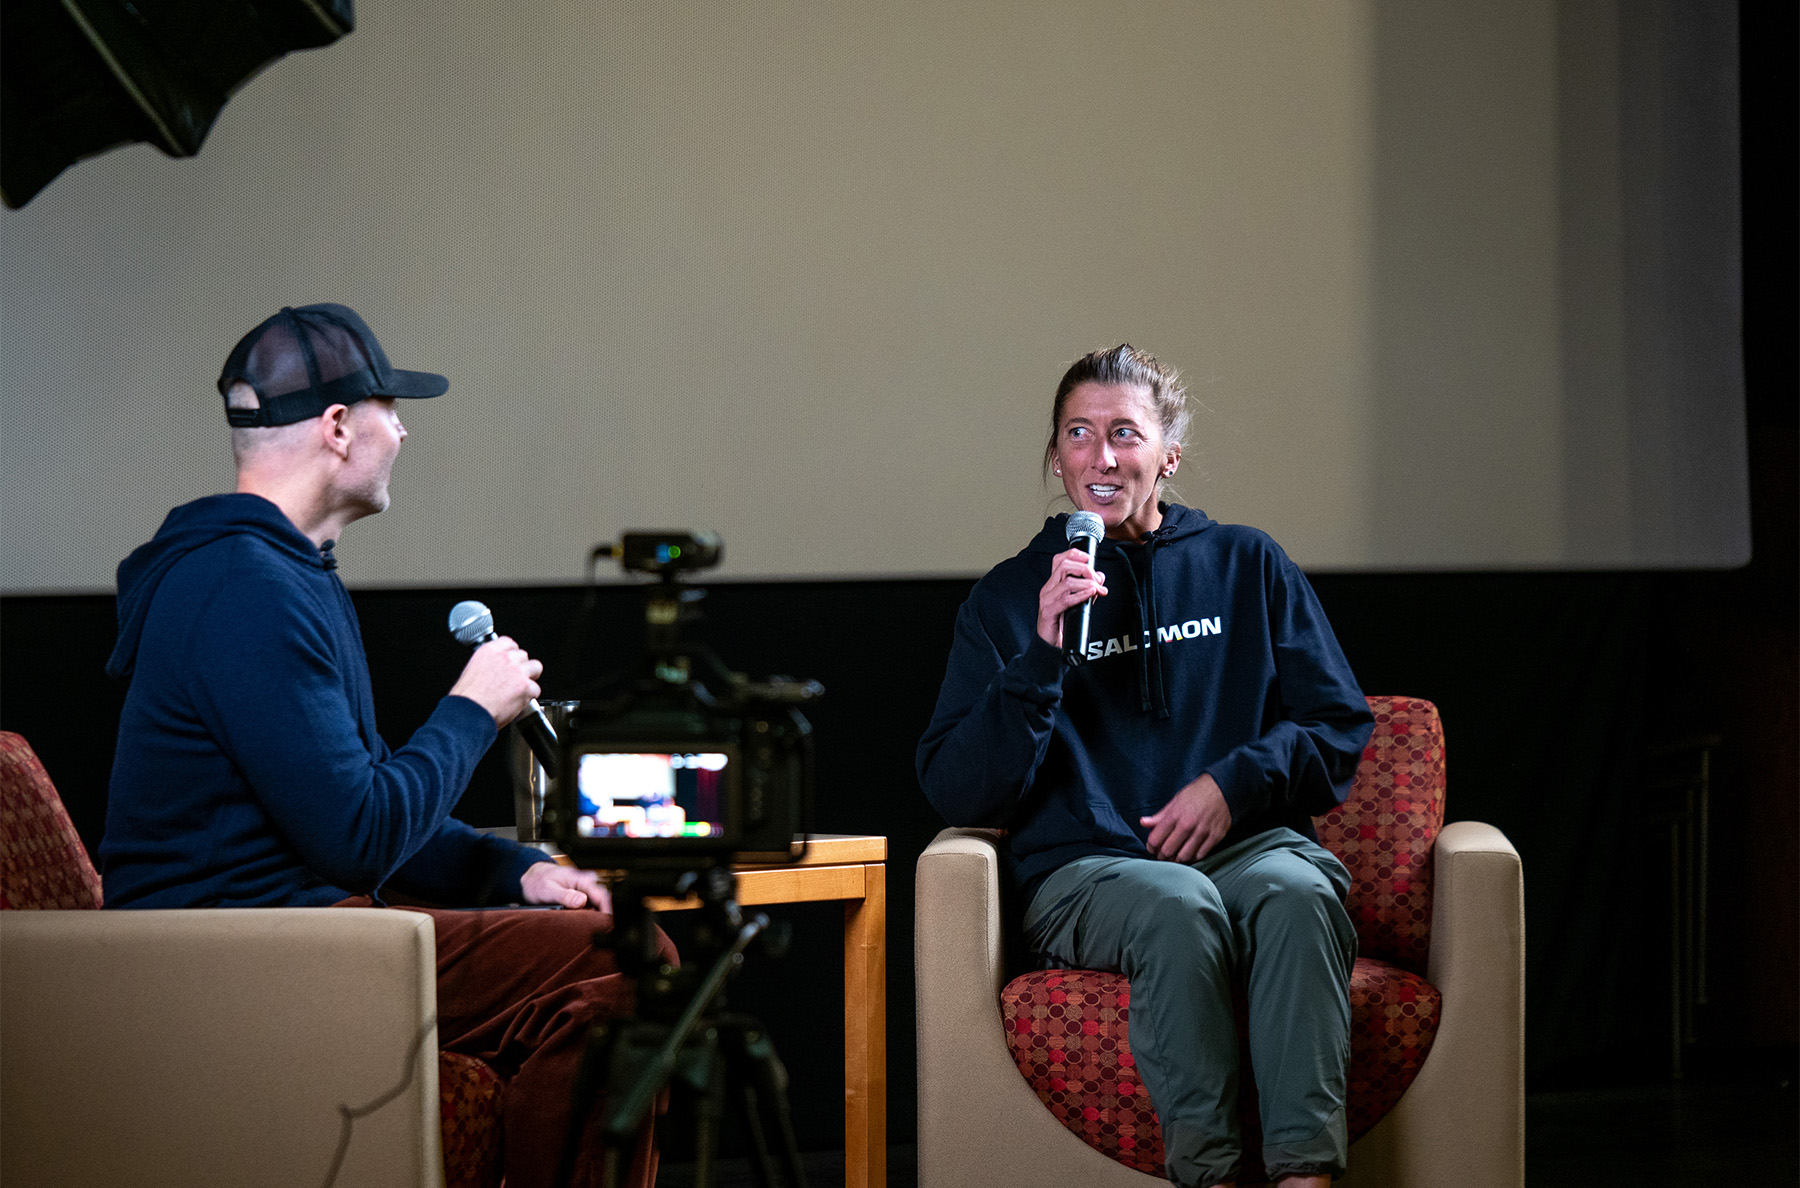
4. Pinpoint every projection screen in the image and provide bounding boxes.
[0,0,1746,591]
